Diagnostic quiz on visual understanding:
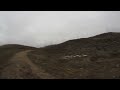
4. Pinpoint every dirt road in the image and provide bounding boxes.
[0,50,55,79]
